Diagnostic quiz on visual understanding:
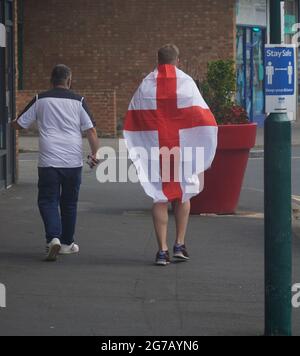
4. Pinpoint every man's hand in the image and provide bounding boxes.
[87,154,100,169]
[85,128,100,169]
[11,120,24,130]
